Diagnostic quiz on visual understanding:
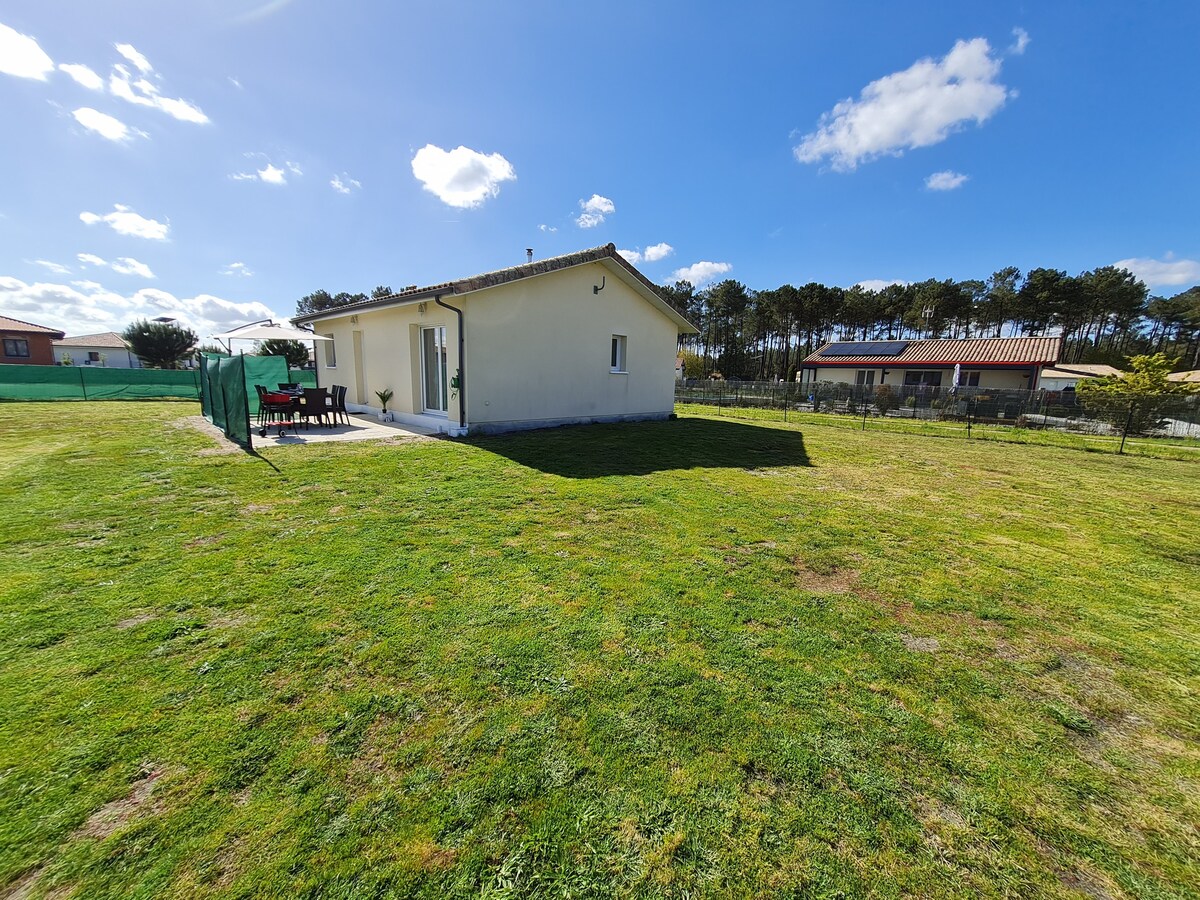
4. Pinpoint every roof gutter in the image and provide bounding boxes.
[434,294,466,430]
